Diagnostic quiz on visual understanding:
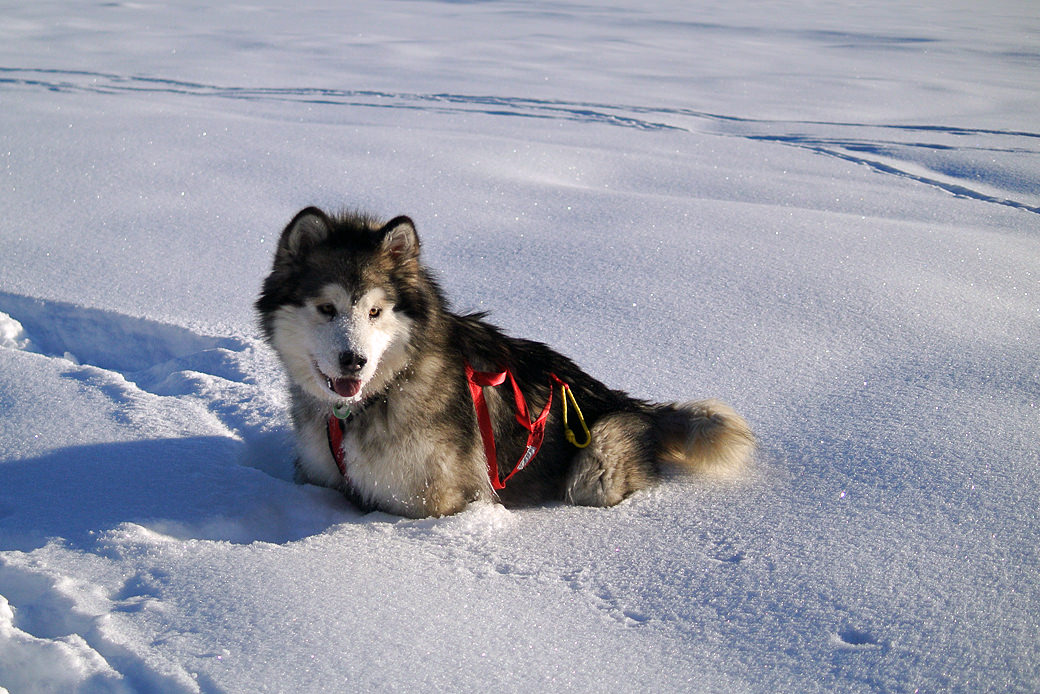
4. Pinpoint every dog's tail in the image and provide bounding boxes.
[652,399,755,476]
